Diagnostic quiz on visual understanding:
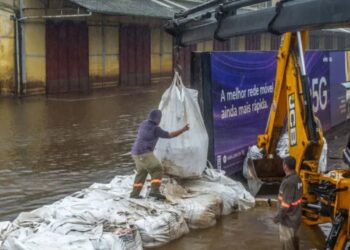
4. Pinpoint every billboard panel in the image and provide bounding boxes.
[329,51,350,126]
[211,52,275,173]
[210,51,332,174]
